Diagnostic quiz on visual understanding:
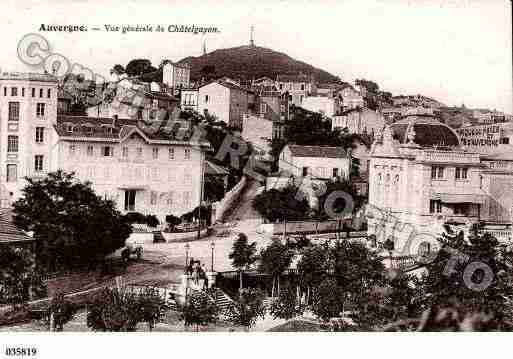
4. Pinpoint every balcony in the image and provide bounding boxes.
[417,150,480,164]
